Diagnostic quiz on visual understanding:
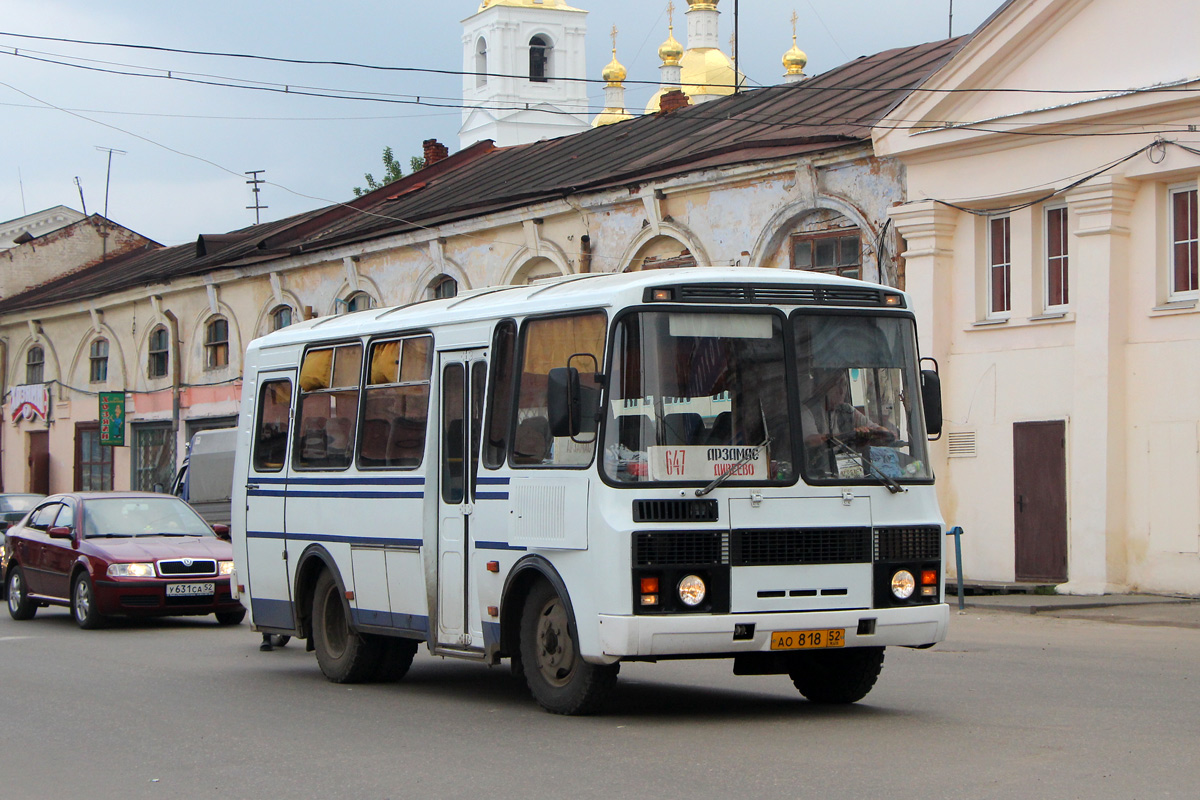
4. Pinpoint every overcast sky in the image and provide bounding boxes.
[2,0,1001,246]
